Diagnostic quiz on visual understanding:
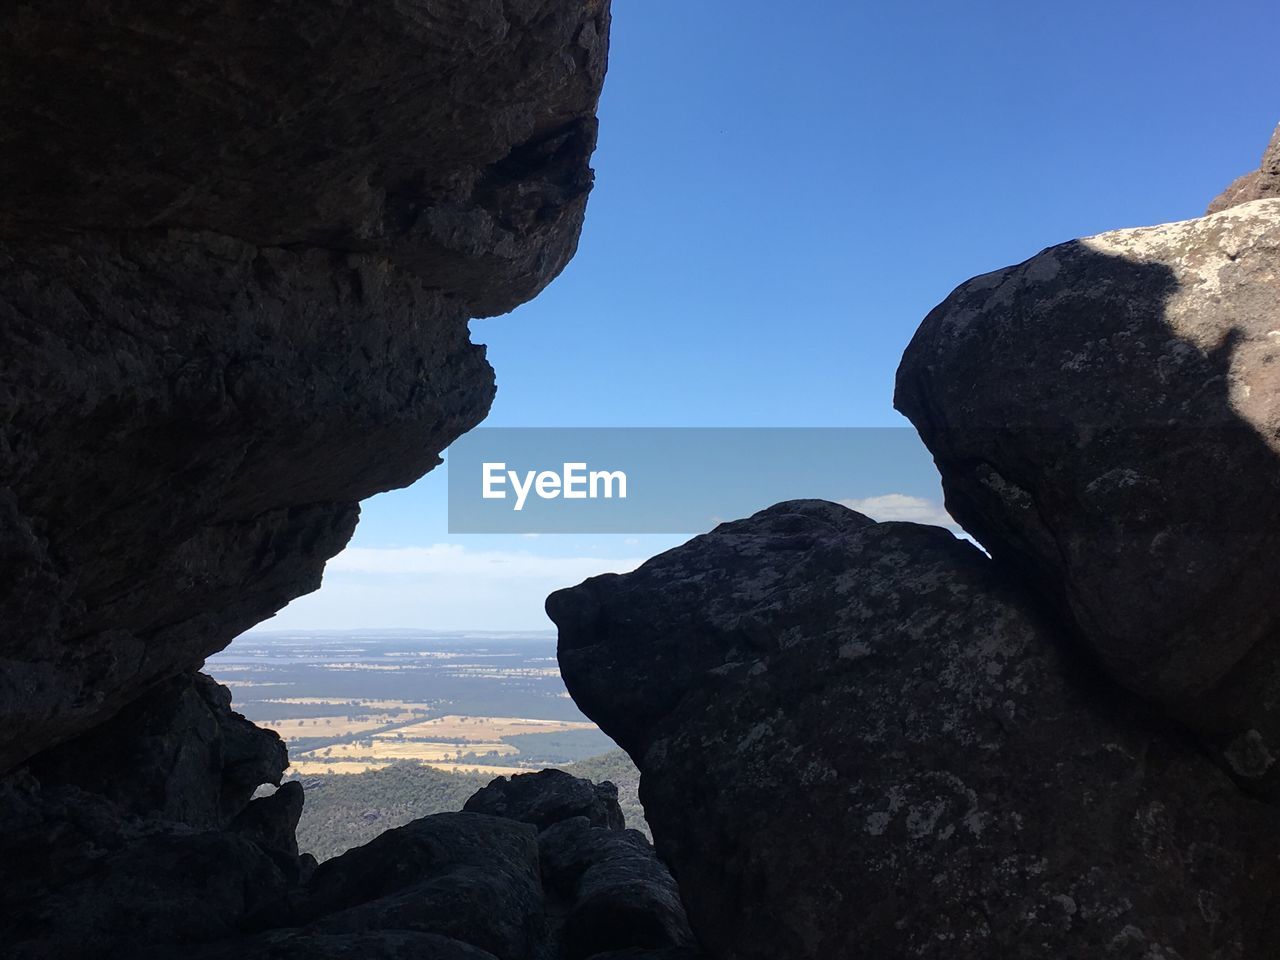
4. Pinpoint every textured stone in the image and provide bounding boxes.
[232,781,307,882]
[0,4,616,955]
[29,672,287,829]
[292,812,544,960]
[0,676,307,959]
[0,0,612,771]
[0,772,292,960]
[895,200,1280,792]
[1207,124,1280,213]
[459,769,695,960]
[465,768,625,831]
[563,841,695,960]
[537,817,694,960]
[1,759,680,960]
[550,500,1280,959]
[537,817,652,898]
